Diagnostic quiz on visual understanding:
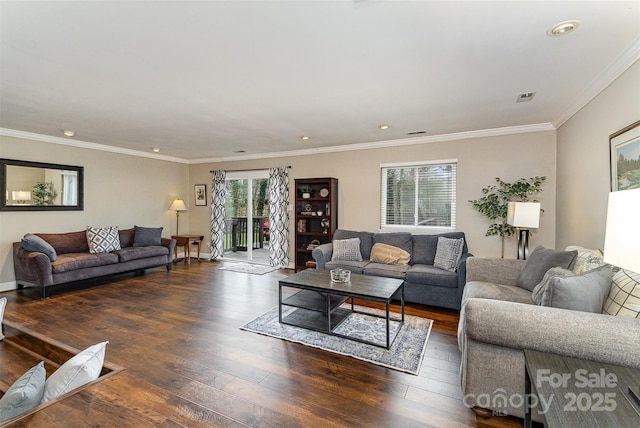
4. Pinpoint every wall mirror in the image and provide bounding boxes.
[0,158,84,211]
